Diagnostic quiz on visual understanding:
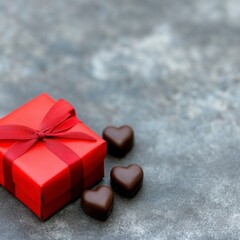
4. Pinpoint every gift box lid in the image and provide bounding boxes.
[0,93,106,205]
